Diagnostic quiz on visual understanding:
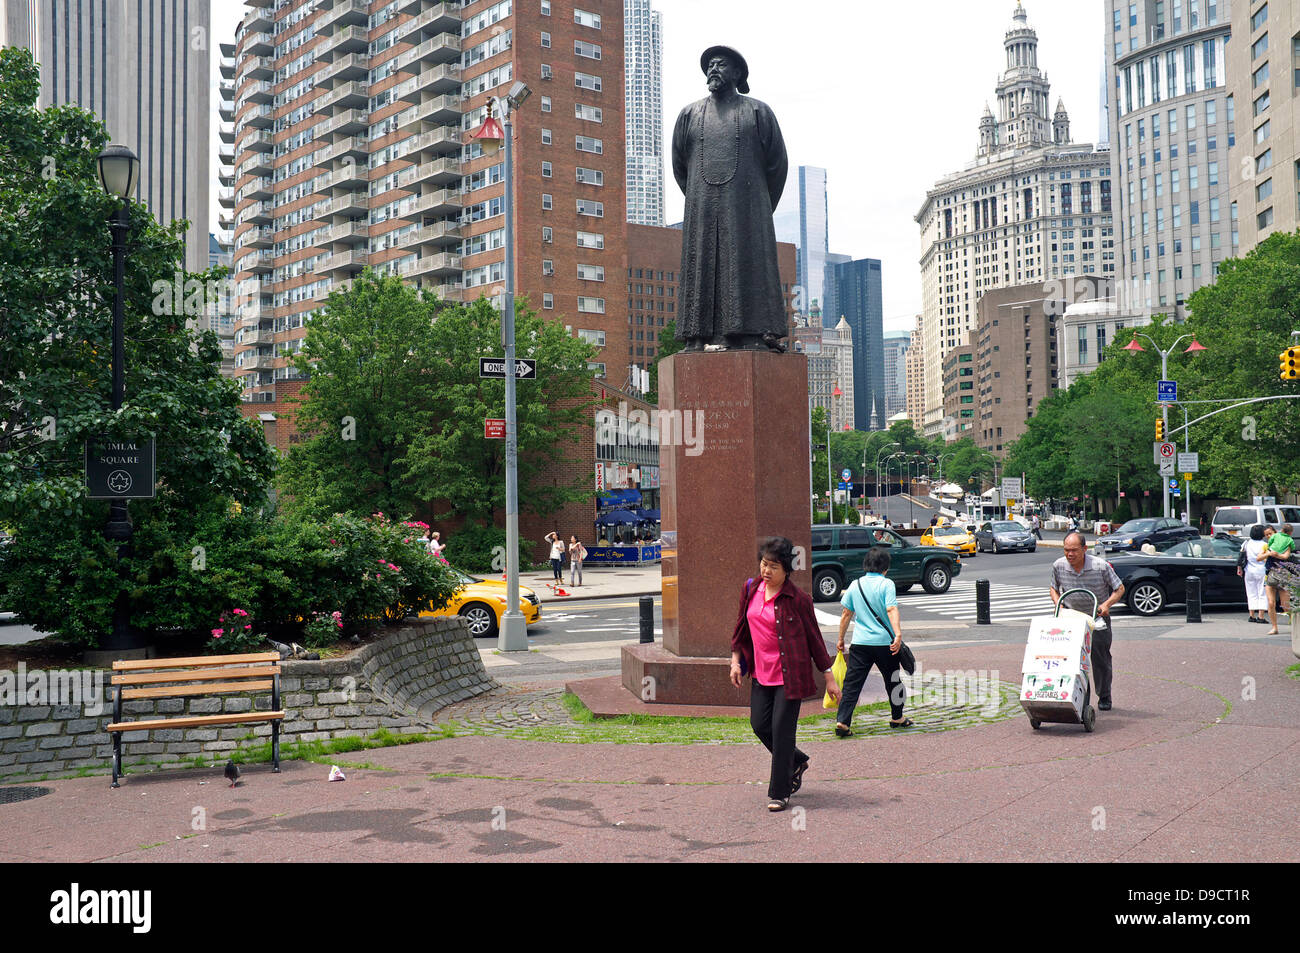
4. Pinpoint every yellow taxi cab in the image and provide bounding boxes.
[920,523,977,556]
[419,567,542,638]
